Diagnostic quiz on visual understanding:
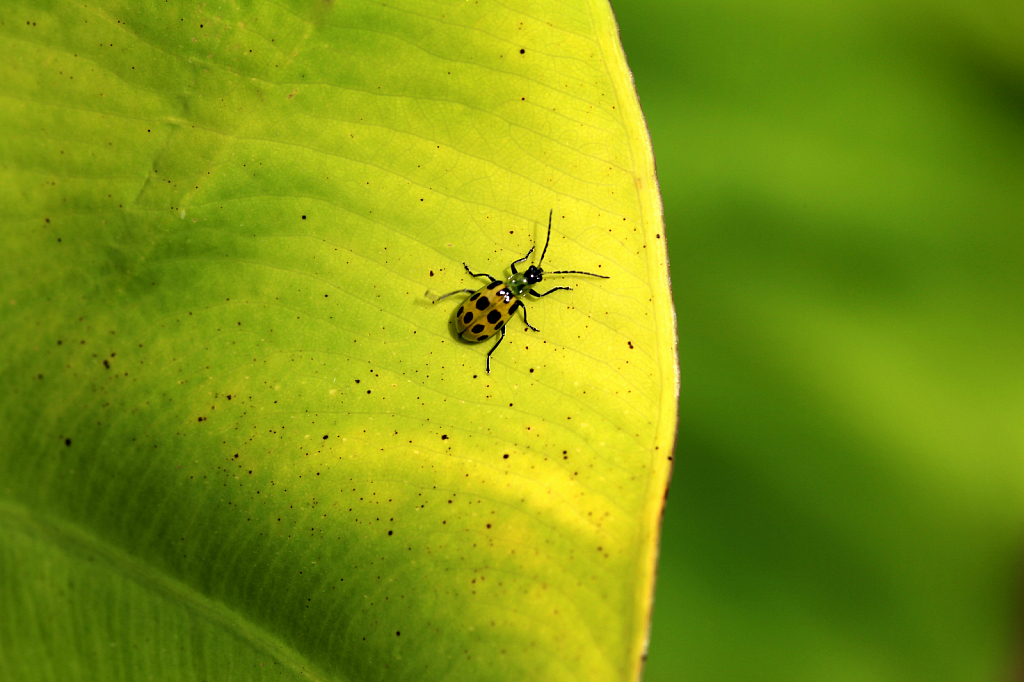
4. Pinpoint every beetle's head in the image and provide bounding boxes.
[523,265,544,285]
